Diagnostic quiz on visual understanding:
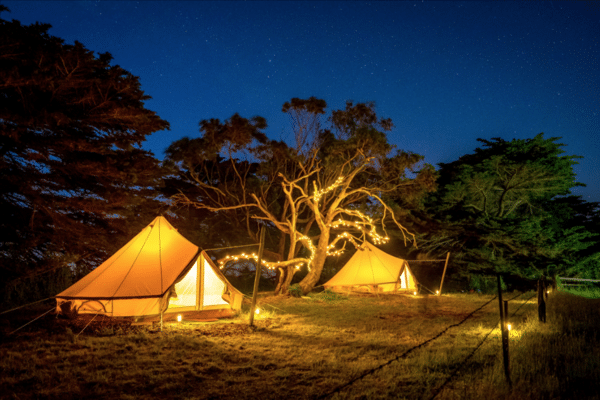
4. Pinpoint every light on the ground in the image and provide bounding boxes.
[255,308,260,315]
[177,314,182,322]
[507,323,512,331]
[413,291,417,296]
[436,290,439,295]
